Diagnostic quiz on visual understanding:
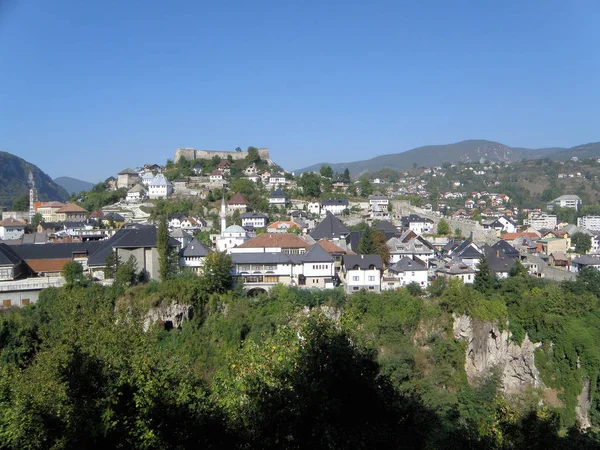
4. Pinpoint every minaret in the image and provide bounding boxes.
[28,171,38,220]
[220,195,227,232]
